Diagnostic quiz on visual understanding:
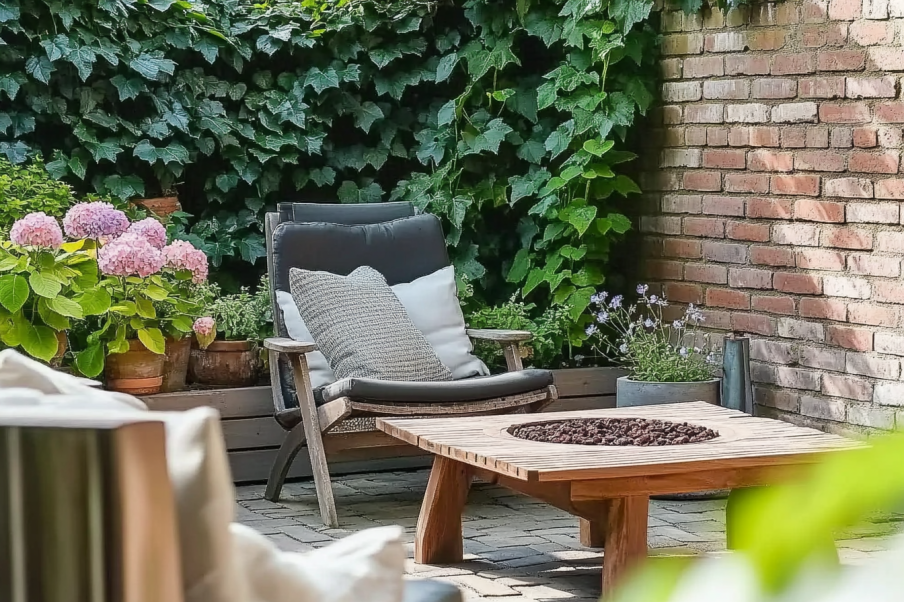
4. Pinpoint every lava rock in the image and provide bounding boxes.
[509,417,718,447]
